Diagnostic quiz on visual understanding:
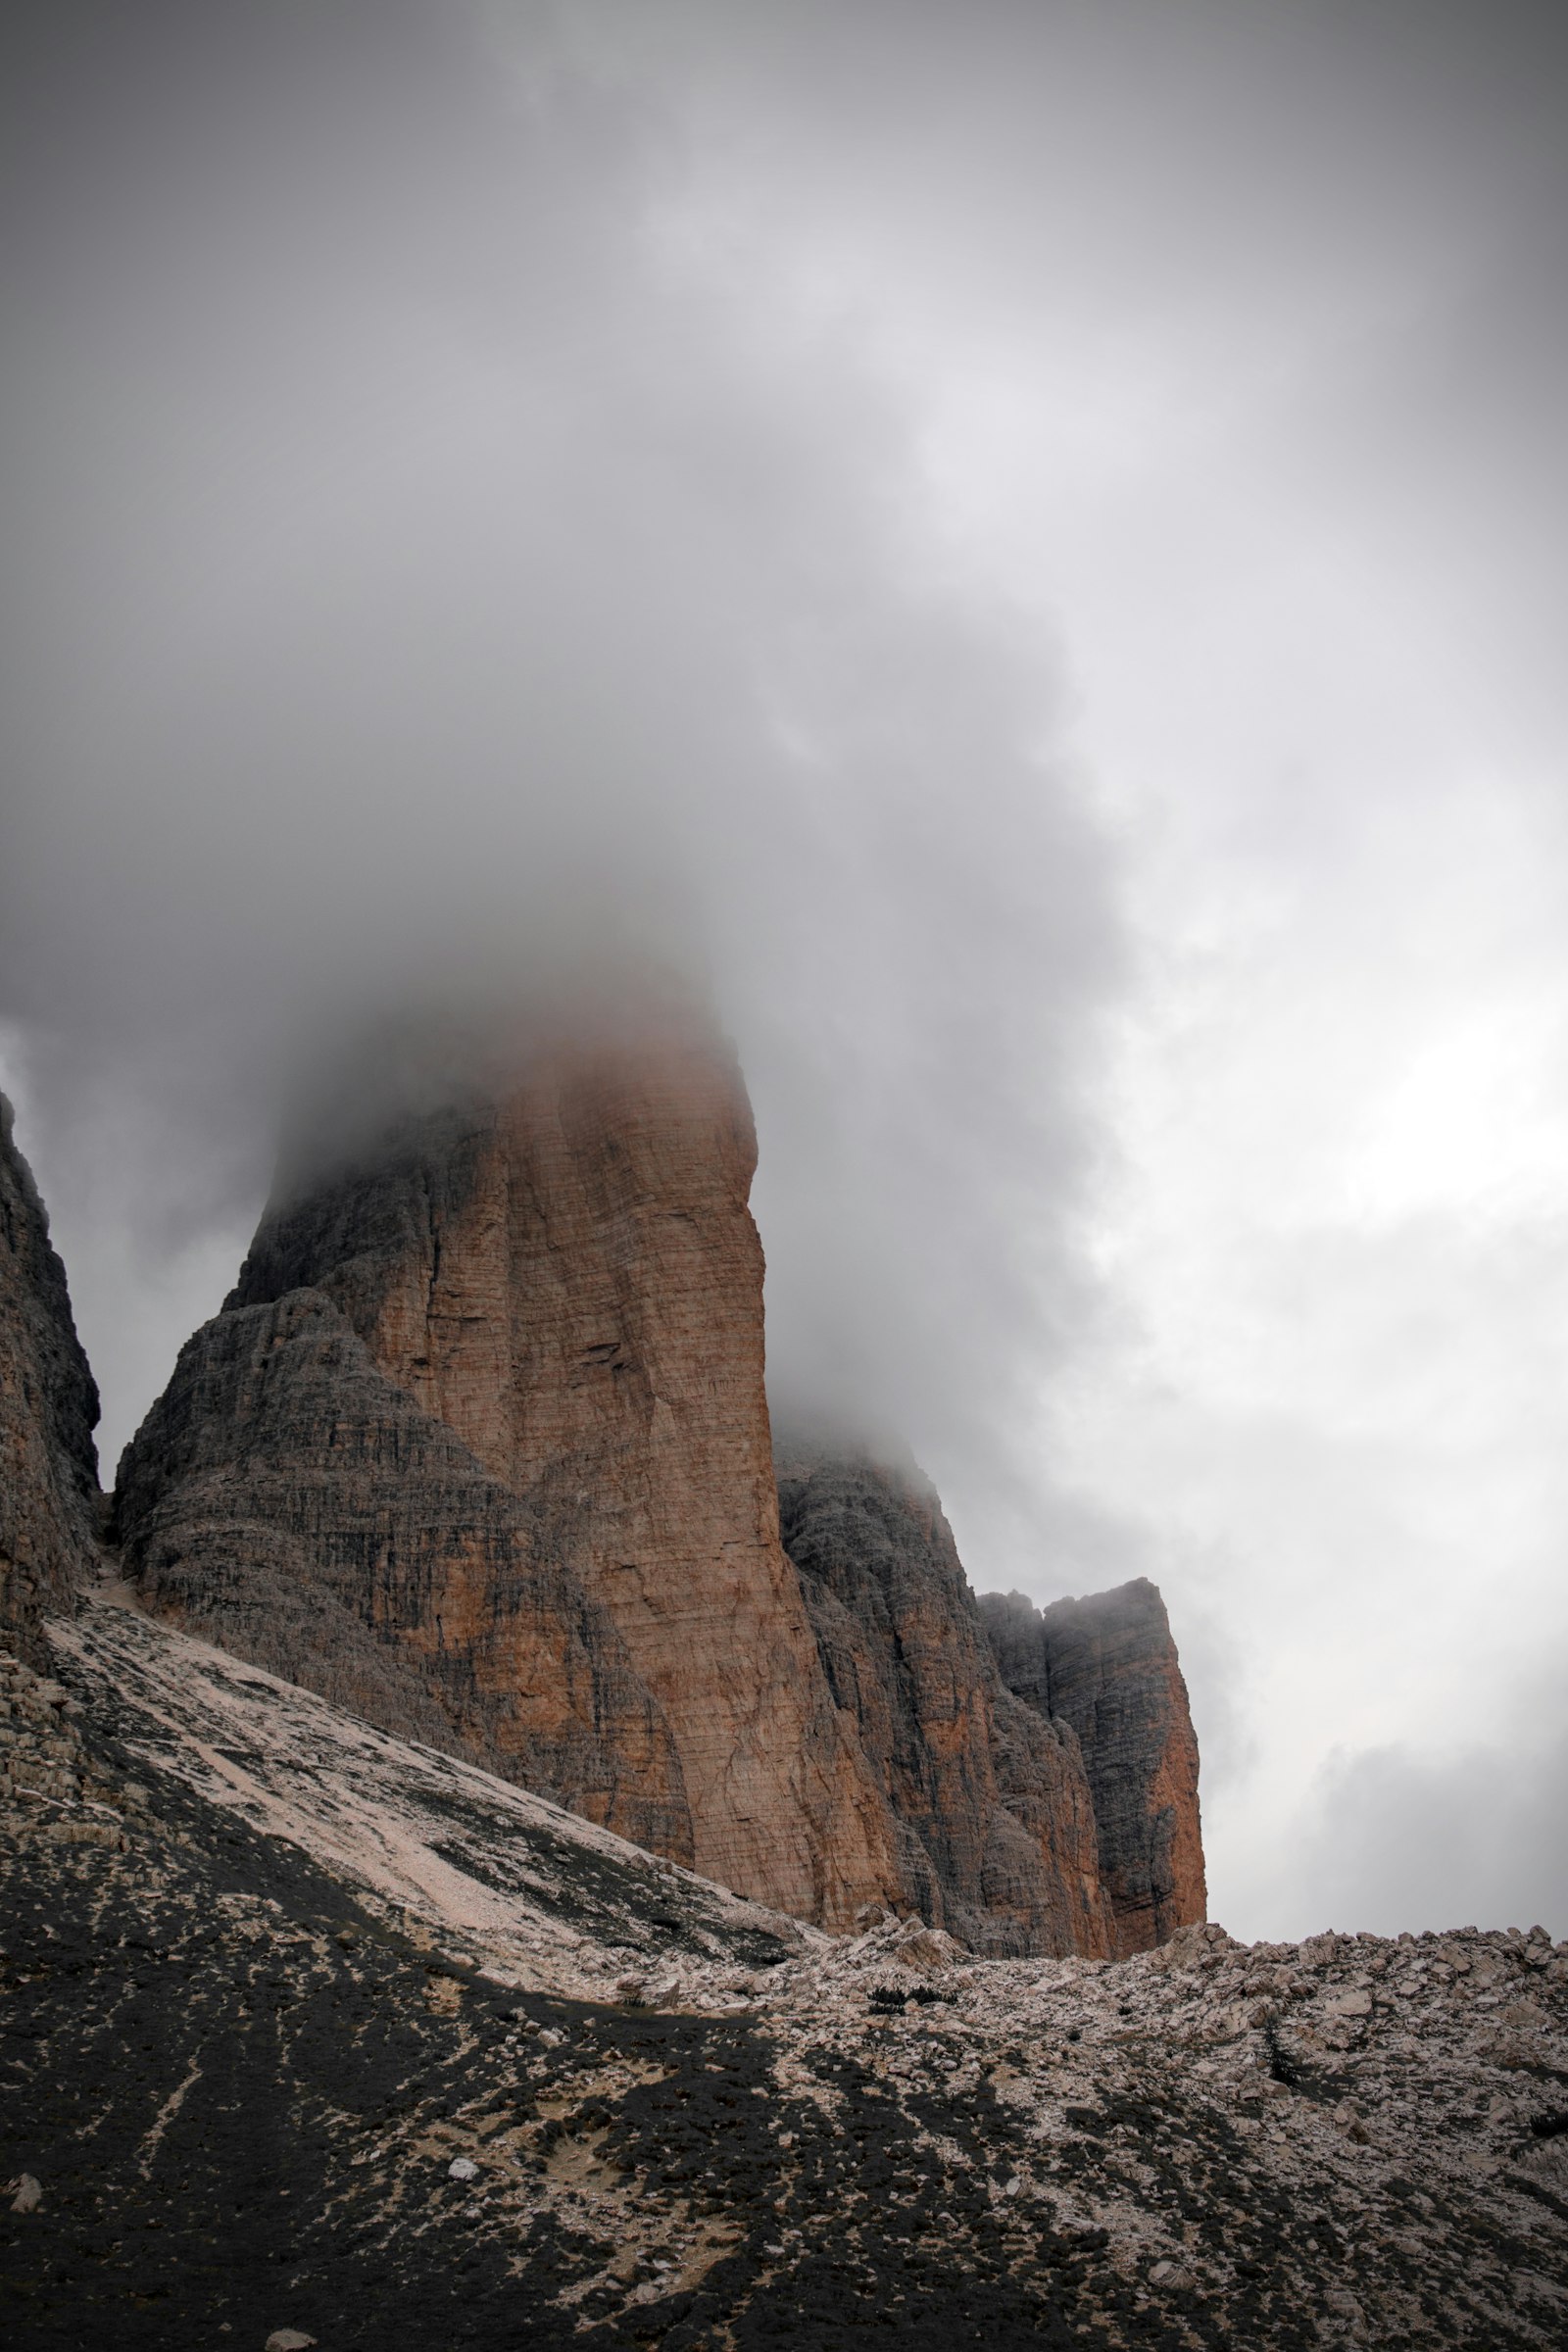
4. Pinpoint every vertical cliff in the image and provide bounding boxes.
[979,1580,1206,1956]
[117,1008,905,1928]
[775,1440,1112,1956]
[0,1095,100,1665]
[111,1002,1204,1954]
[114,1286,691,1856]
